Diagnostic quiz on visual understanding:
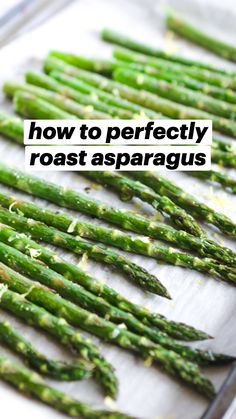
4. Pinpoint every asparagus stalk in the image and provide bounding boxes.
[189,170,236,194]
[0,284,117,398]
[127,171,236,236]
[83,171,205,237]
[1,194,235,268]
[112,67,236,120]
[166,11,236,62]
[26,70,162,119]
[0,283,217,399]
[211,149,236,168]
[0,320,93,381]
[0,198,209,342]
[43,57,236,137]
[0,354,129,419]
[113,47,236,91]
[101,28,234,76]
[113,48,236,103]
[0,245,226,368]
[14,91,77,120]
[0,111,24,144]
[6,82,115,120]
